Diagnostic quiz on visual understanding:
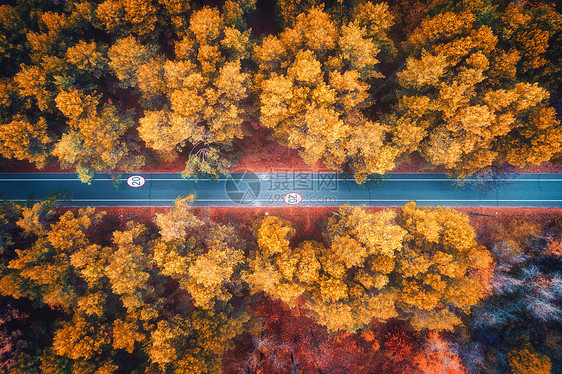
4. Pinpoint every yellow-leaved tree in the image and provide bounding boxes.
[0,77,53,168]
[0,116,52,168]
[395,202,492,331]
[105,221,154,312]
[96,0,160,39]
[108,5,254,178]
[245,208,404,332]
[1,200,251,373]
[52,88,145,183]
[148,196,249,373]
[255,3,399,183]
[96,0,255,41]
[153,196,245,310]
[154,195,204,241]
[508,341,552,374]
[388,2,562,176]
[103,216,248,374]
[2,206,105,310]
[246,202,492,332]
